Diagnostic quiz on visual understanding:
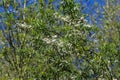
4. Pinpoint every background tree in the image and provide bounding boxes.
[93,0,120,79]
